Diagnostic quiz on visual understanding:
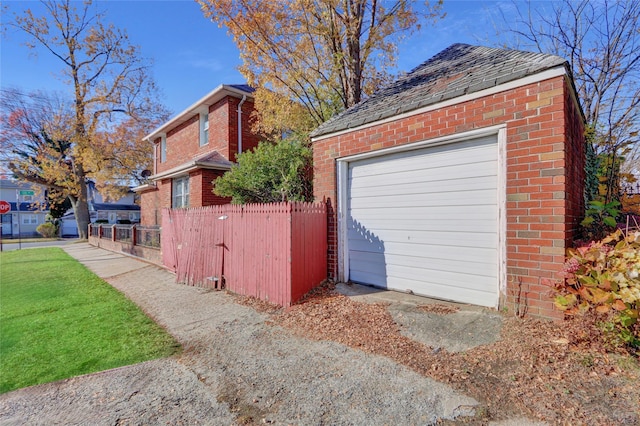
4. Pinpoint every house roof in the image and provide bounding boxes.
[144,84,255,142]
[8,202,47,212]
[310,44,569,139]
[147,151,234,181]
[0,179,41,191]
[91,203,140,211]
